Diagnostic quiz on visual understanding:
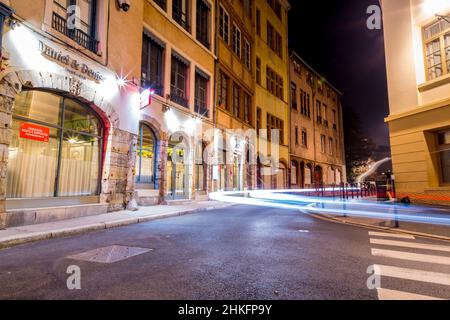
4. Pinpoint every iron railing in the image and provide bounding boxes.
[52,12,99,53]
[170,86,188,108]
